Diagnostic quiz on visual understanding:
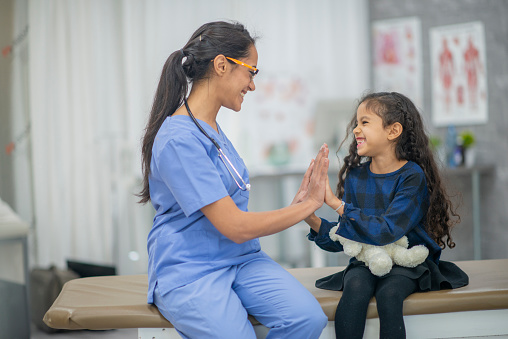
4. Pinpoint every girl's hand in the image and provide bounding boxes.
[324,175,344,214]
[291,159,314,205]
[324,175,337,206]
